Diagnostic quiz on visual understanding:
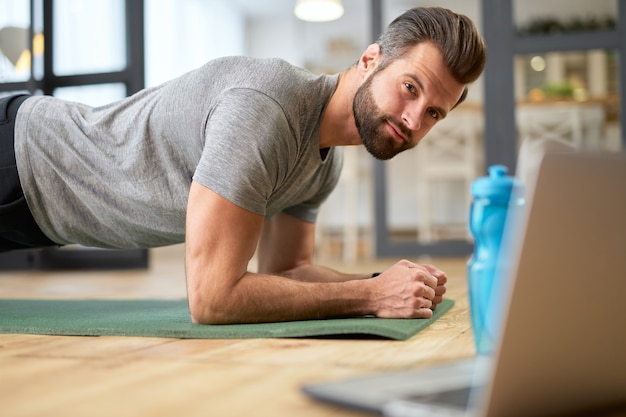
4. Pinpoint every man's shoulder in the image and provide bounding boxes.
[202,56,328,89]
[201,55,334,117]
[202,56,302,77]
